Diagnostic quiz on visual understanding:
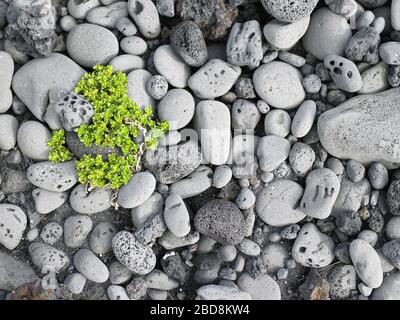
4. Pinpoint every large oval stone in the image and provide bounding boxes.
[318,88,400,169]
